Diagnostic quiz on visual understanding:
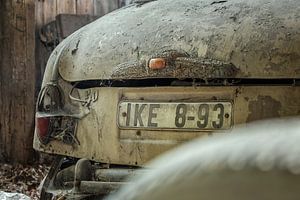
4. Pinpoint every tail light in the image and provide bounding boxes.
[36,115,77,145]
[36,84,78,145]
[36,117,51,144]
